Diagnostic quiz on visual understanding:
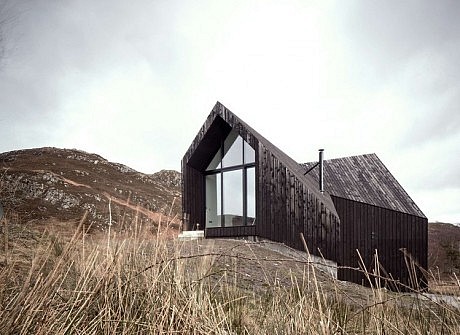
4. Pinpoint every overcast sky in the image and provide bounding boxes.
[0,0,459,223]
